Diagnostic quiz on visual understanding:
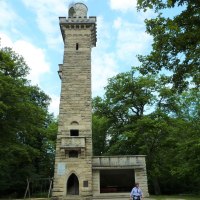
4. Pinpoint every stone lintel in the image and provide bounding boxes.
[92,165,144,169]
[92,155,146,169]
